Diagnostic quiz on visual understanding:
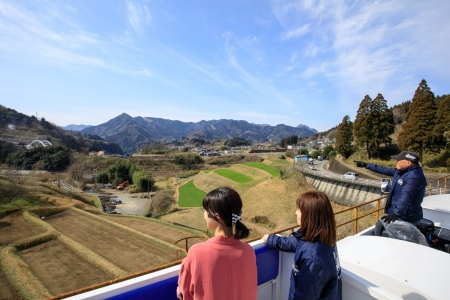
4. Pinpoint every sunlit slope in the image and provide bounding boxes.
[175,161,314,231]
[241,175,315,231]
[193,170,242,194]
[229,164,272,181]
